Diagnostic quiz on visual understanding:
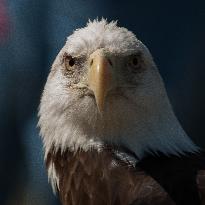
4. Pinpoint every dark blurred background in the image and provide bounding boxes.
[0,0,204,204]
